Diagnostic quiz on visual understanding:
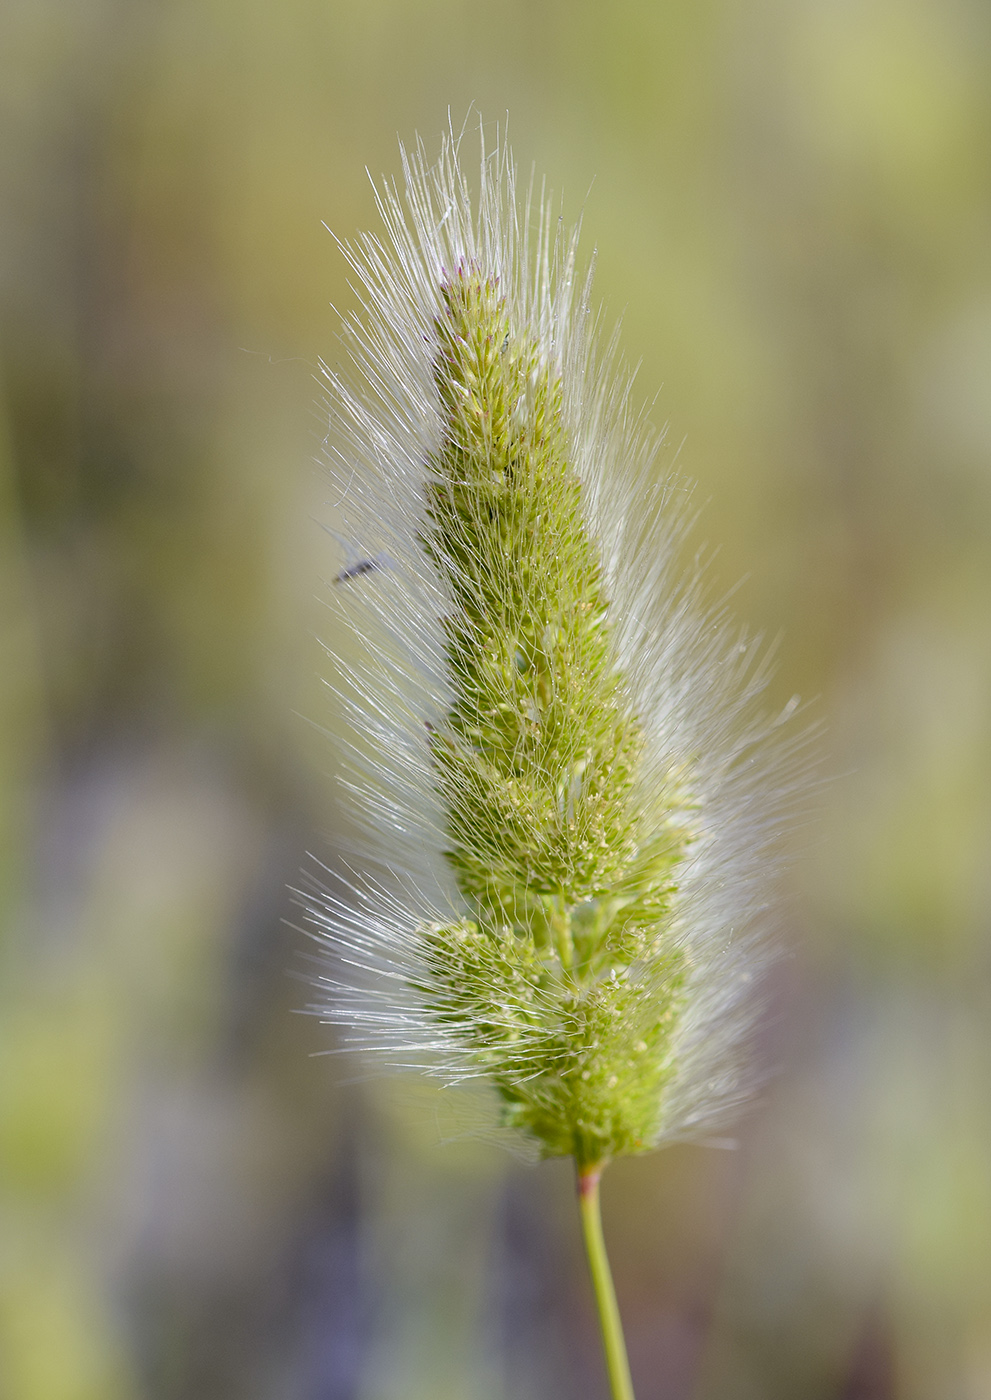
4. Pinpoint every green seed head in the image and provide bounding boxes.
[421,269,695,1164]
[314,124,804,1166]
